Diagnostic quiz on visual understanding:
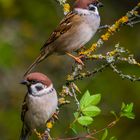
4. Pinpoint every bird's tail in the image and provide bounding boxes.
[24,52,48,77]
[20,125,31,140]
